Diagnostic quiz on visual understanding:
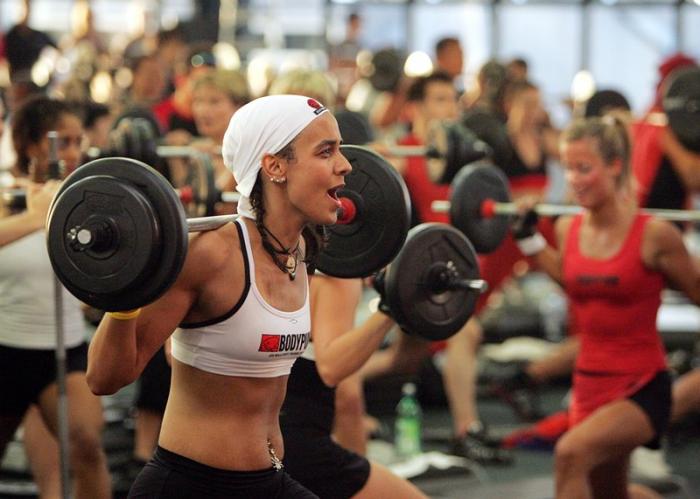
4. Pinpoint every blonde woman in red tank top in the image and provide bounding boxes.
[512,116,700,499]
